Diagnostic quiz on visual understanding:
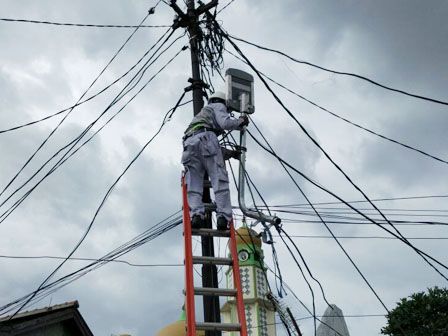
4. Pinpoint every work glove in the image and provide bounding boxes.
[239,114,249,127]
